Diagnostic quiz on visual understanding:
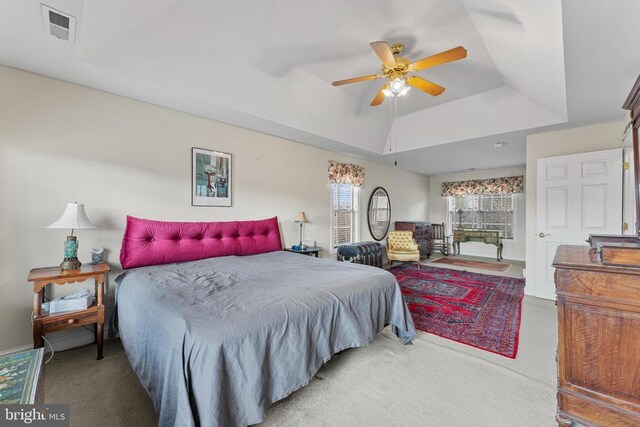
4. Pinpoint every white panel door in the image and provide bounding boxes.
[536,148,623,300]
